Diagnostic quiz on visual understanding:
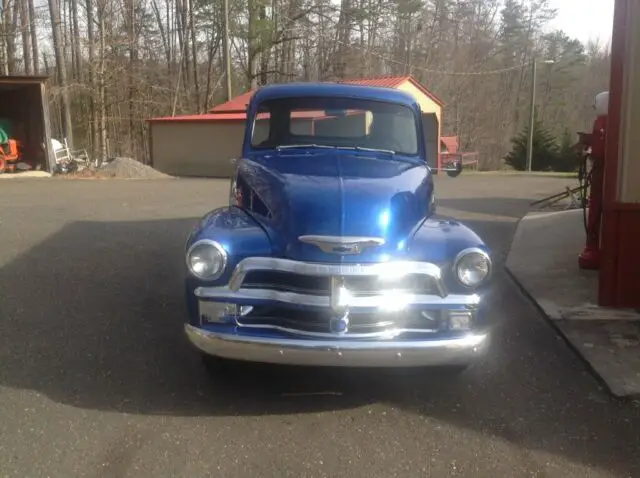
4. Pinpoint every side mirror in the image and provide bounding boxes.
[445,158,463,178]
[435,155,463,178]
